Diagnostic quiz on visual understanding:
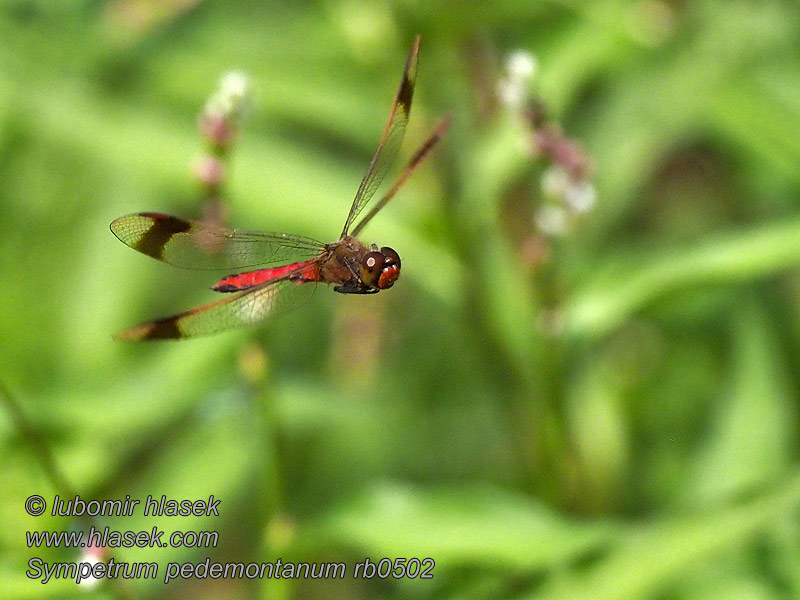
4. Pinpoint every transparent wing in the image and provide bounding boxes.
[350,114,451,237]
[340,35,419,237]
[114,275,318,340]
[110,213,324,270]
